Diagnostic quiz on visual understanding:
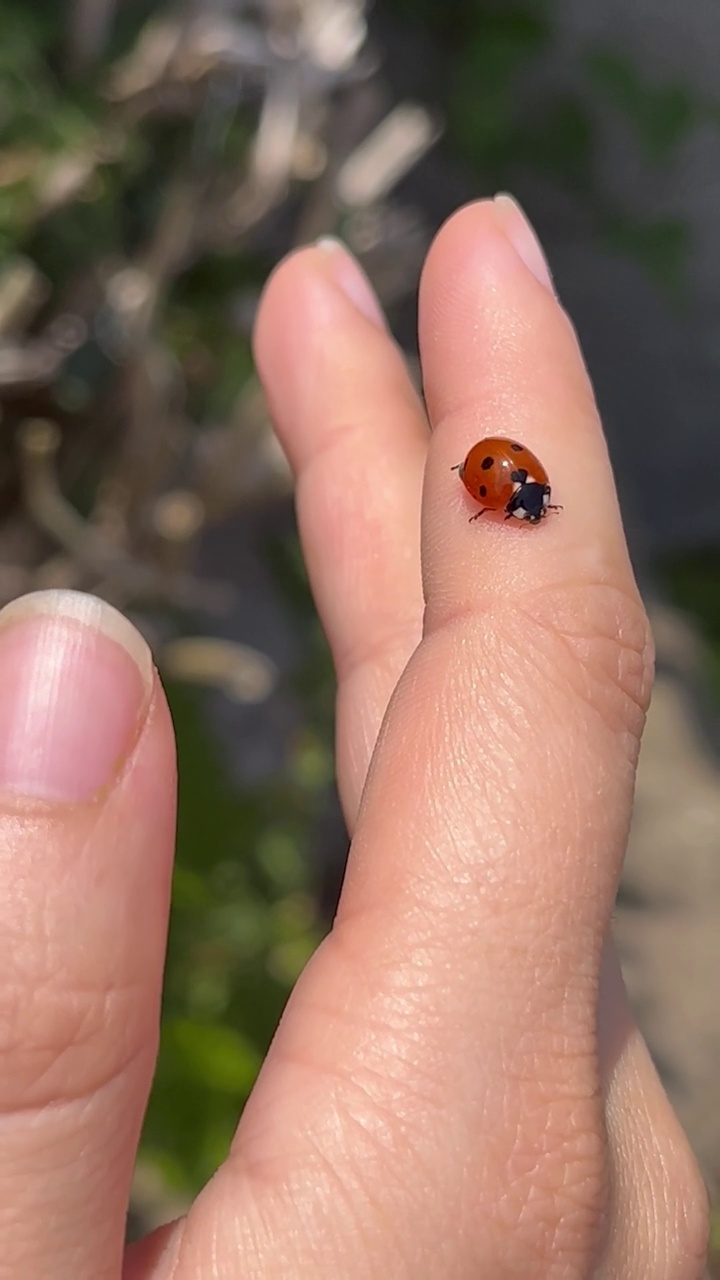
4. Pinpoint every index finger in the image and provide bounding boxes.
[421,196,643,628]
[410,196,652,1000]
[342,196,652,995]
